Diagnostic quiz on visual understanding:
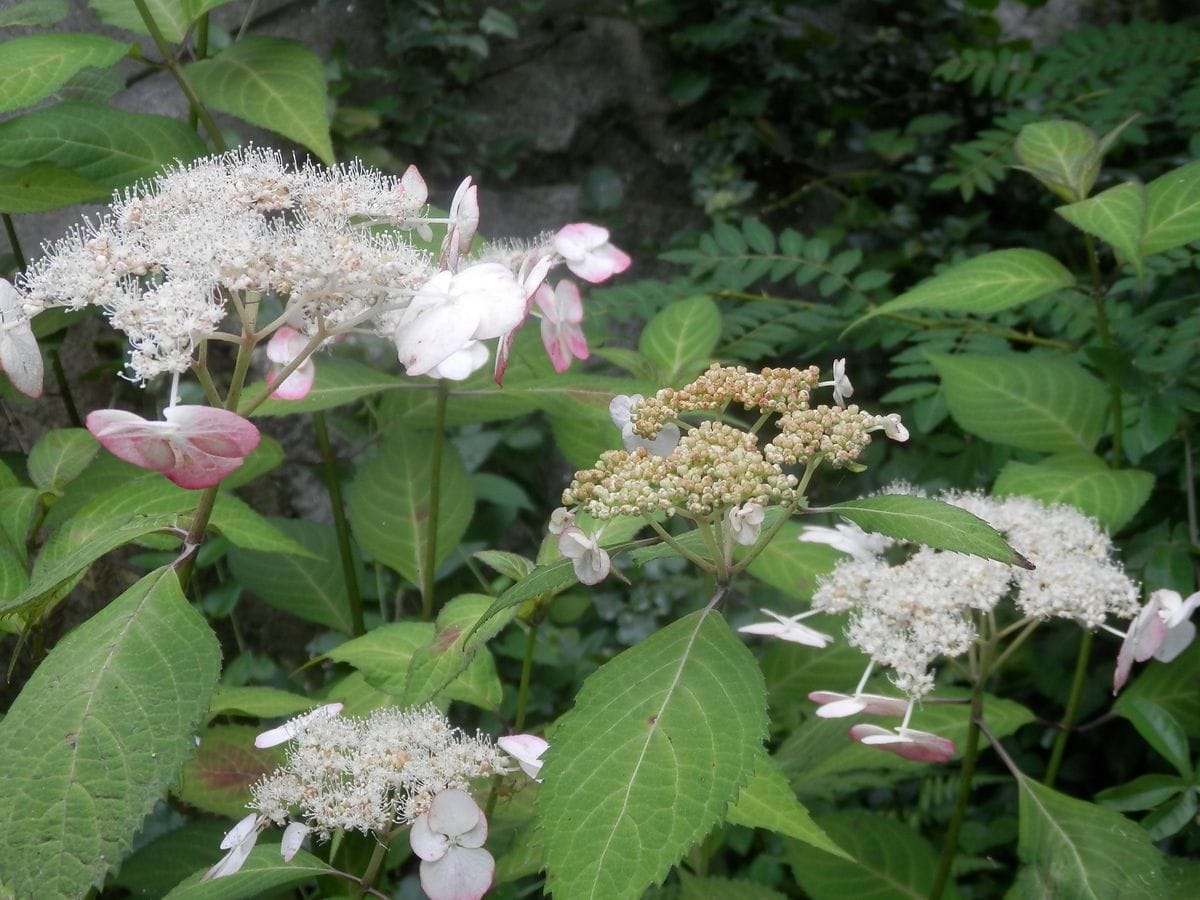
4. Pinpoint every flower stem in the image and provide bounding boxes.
[3,213,26,271]
[929,677,984,900]
[643,517,716,572]
[1082,234,1123,467]
[354,836,390,899]
[49,348,82,427]
[515,620,539,732]
[420,381,449,621]
[1043,628,1093,788]
[314,410,364,636]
